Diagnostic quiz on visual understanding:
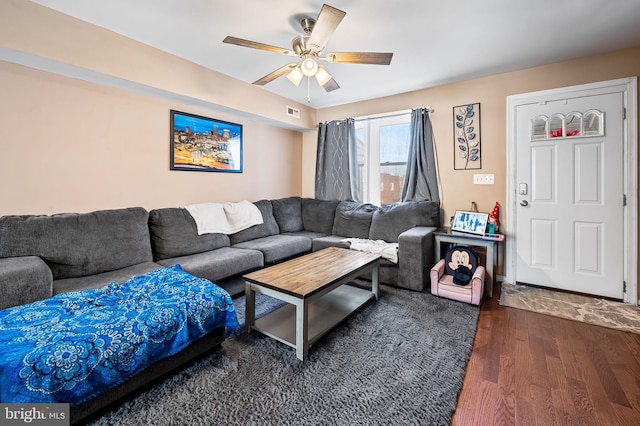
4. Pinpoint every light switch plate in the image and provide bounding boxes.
[473,174,494,184]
